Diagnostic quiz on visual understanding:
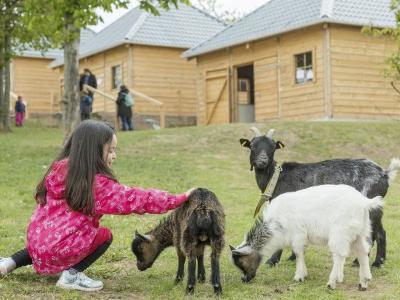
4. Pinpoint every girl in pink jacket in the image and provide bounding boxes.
[0,120,194,291]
